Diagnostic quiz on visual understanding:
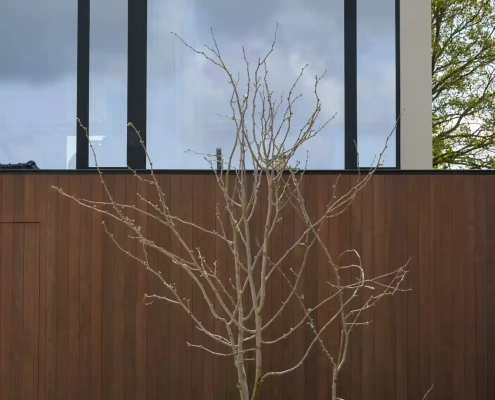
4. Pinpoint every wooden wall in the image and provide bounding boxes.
[0,172,493,400]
